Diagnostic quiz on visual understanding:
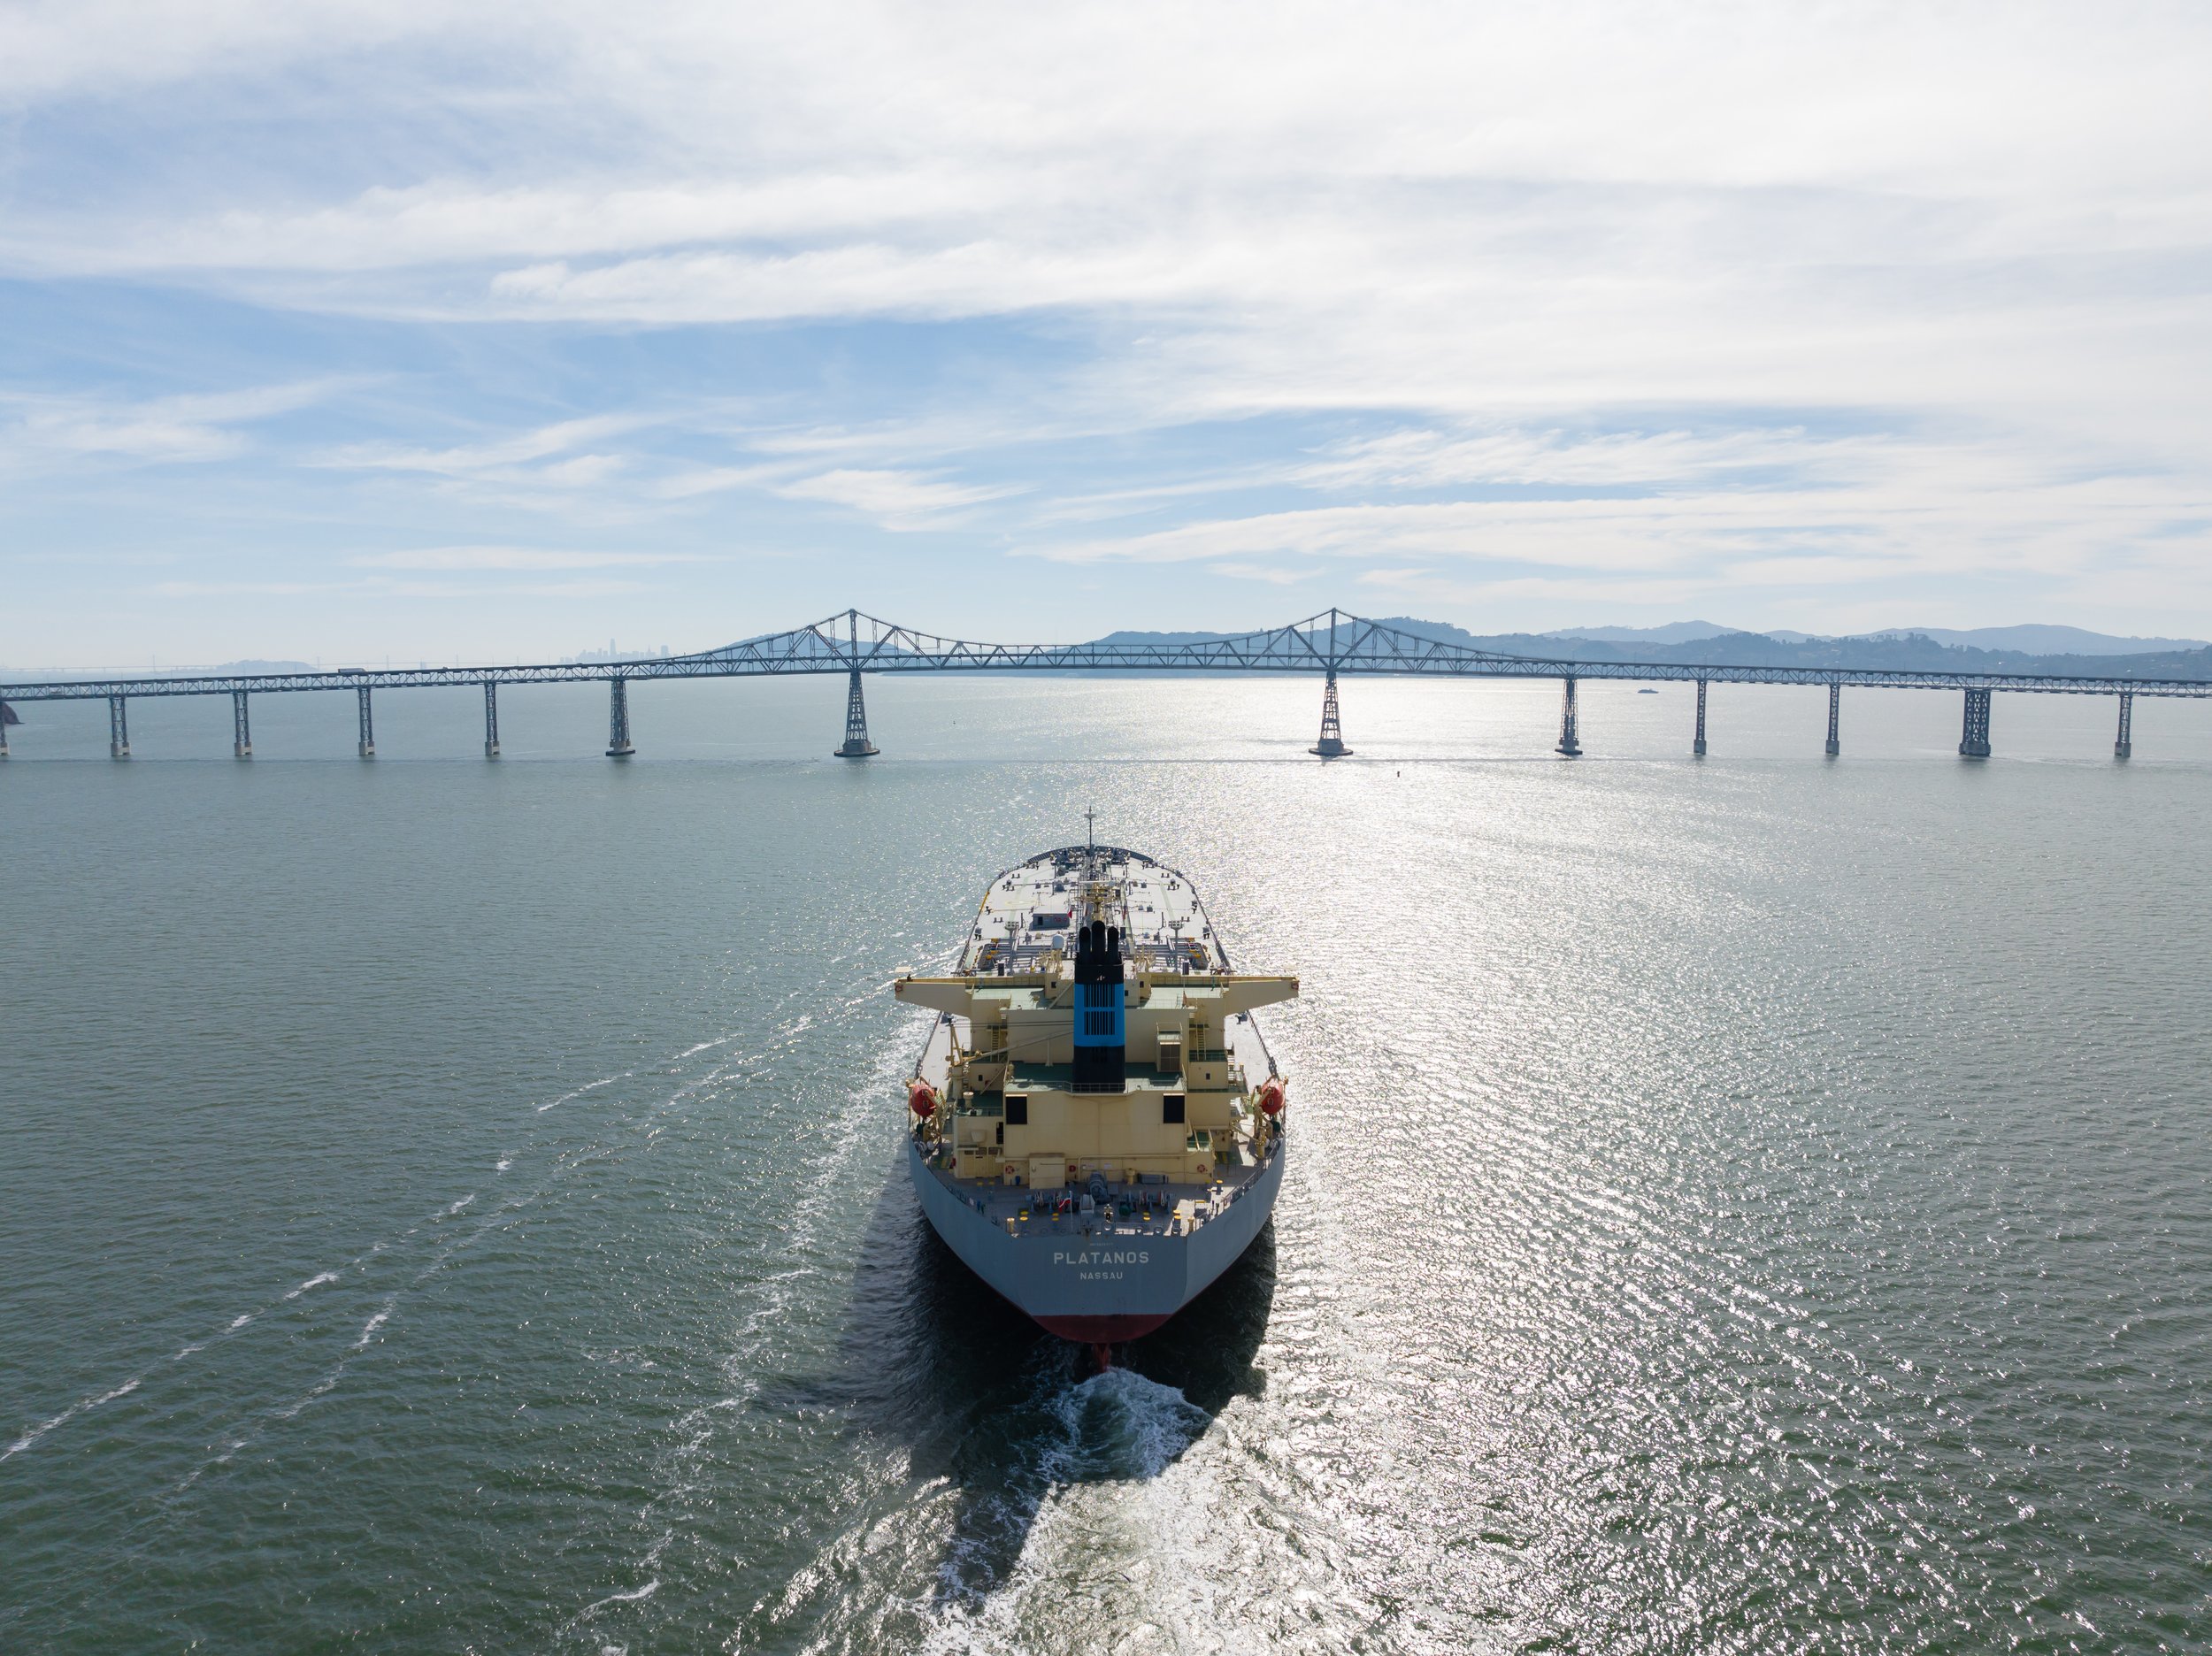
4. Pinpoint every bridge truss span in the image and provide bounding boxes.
[4,607,2208,763]
[7,607,2212,702]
